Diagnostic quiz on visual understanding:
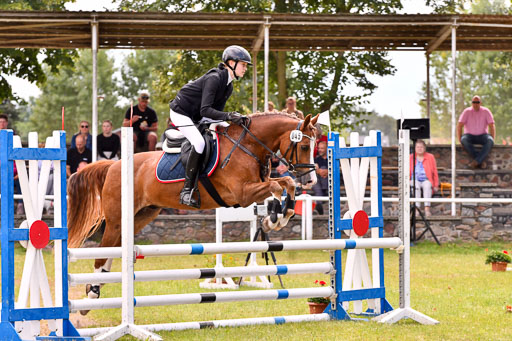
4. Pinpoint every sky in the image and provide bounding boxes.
[7,0,434,120]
